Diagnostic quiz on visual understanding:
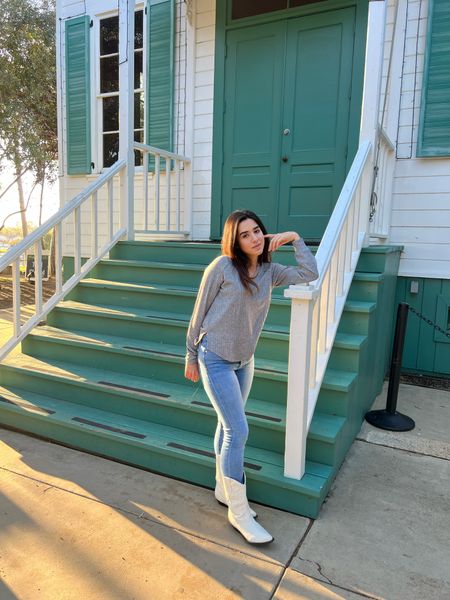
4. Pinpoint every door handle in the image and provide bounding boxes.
[281,156,288,163]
